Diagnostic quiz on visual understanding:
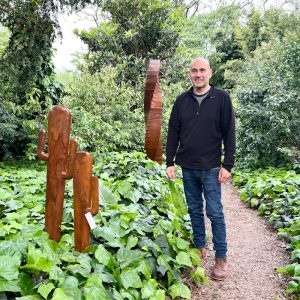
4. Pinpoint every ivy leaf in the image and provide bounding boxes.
[95,244,115,270]
[157,255,171,275]
[112,288,124,300]
[176,251,192,267]
[49,265,65,283]
[61,276,82,300]
[84,275,110,300]
[94,227,116,242]
[38,282,55,299]
[52,288,71,300]
[66,264,90,278]
[0,240,26,256]
[150,289,165,300]
[188,248,202,266]
[5,200,24,211]
[191,267,209,285]
[286,280,299,294]
[250,198,259,207]
[20,244,53,273]
[135,260,151,280]
[176,237,189,250]
[0,277,20,293]
[18,273,35,295]
[141,279,157,298]
[117,180,133,199]
[168,282,191,299]
[291,249,300,261]
[66,254,91,278]
[99,182,120,204]
[117,248,145,269]
[126,236,138,250]
[0,255,20,280]
[120,269,142,289]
